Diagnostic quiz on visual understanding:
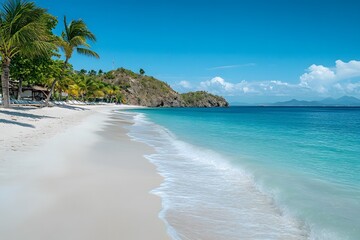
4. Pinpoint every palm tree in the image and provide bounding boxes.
[46,16,99,104]
[0,0,55,107]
